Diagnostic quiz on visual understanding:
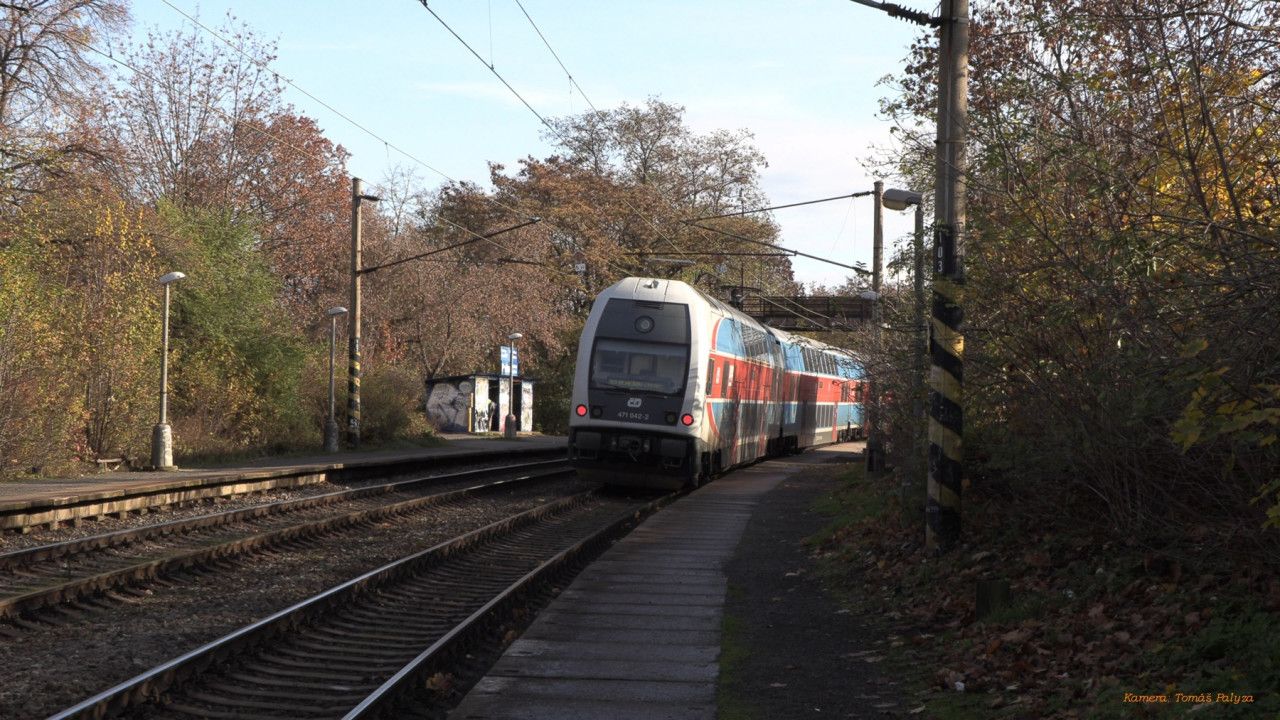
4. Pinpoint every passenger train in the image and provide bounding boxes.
[568,277,866,489]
